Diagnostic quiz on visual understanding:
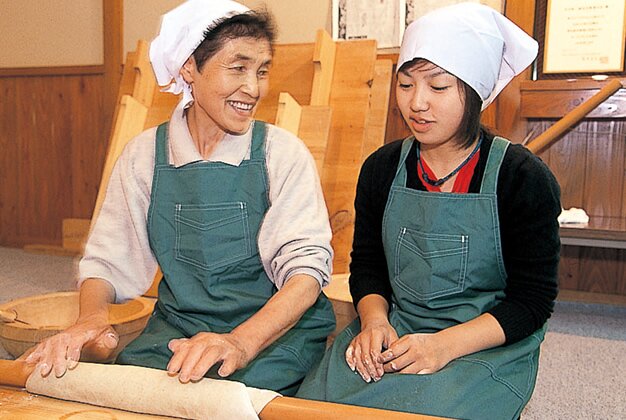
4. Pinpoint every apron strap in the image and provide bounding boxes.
[249,121,267,161]
[392,136,416,187]
[479,136,510,195]
[155,122,170,167]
